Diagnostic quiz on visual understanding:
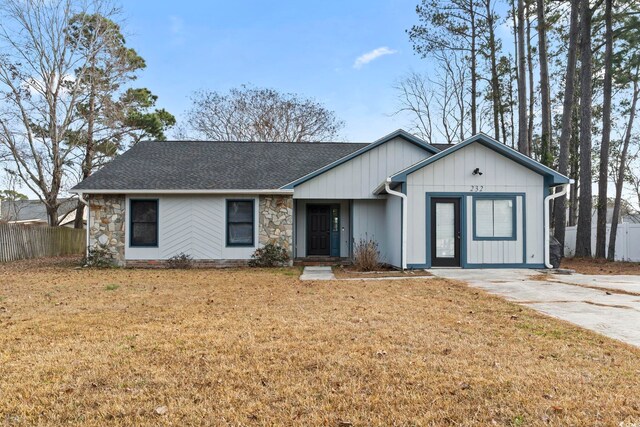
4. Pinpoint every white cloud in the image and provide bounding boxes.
[170,15,184,34]
[169,16,185,46]
[353,47,397,69]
